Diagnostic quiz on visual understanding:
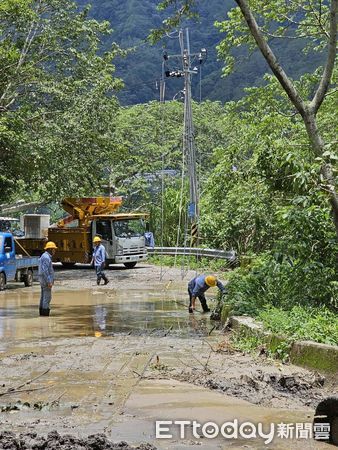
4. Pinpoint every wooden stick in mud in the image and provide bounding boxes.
[0,386,51,396]
[136,352,156,381]
[208,325,216,335]
[202,339,217,353]
[113,352,157,415]
[176,356,198,370]
[190,352,212,374]
[50,390,67,406]
[163,325,173,336]
[173,299,203,314]
[0,368,51,397]
[204,350,213,371]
